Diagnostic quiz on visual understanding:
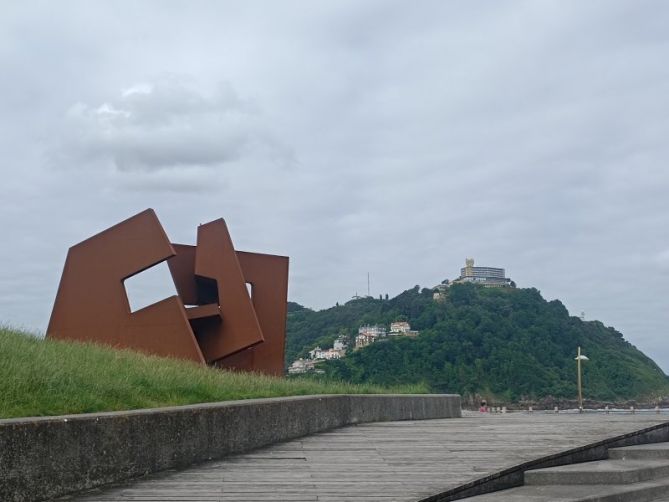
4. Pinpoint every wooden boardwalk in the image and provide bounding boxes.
[61,412,669,502]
